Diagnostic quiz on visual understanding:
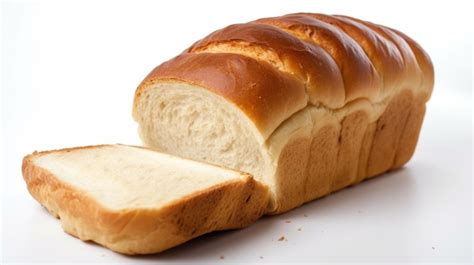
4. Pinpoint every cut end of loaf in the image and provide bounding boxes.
[133,81,277,204]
